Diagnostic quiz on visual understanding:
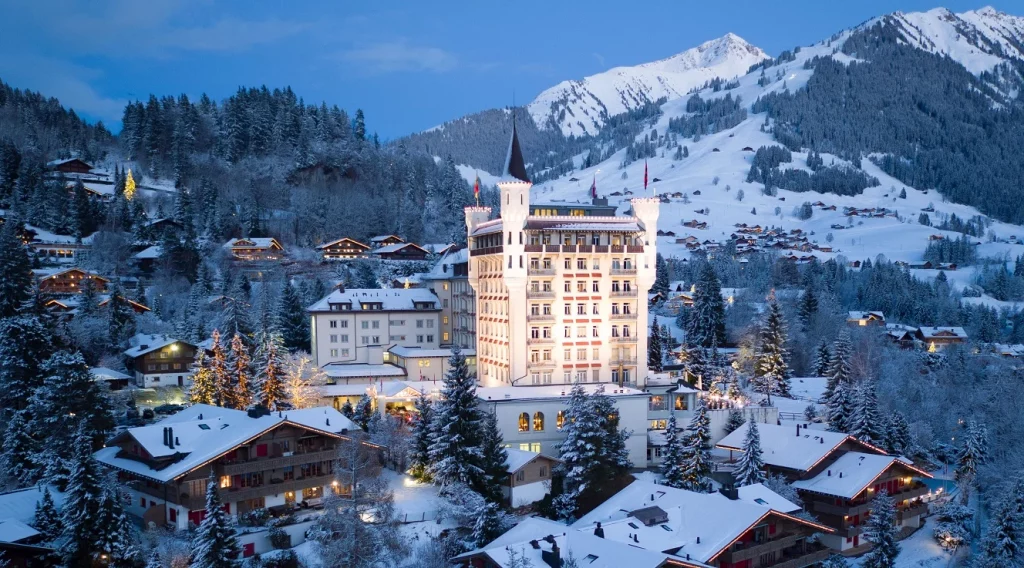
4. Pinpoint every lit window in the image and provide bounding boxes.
[518,413,530,432]
[533,412,545,431]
